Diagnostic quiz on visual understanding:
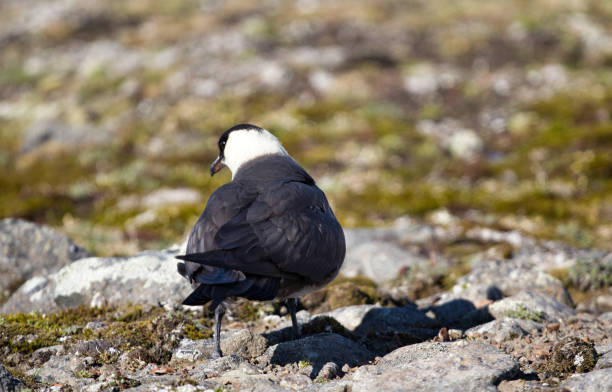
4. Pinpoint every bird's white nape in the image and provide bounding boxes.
[223,128,288,177]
